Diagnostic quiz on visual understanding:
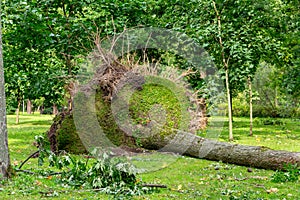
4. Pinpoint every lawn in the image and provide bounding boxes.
[1,114,300,199]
